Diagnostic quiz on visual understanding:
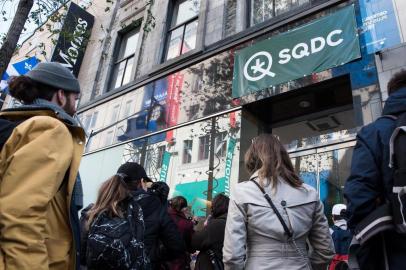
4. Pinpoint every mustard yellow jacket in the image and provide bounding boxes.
[0,109,85,270]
